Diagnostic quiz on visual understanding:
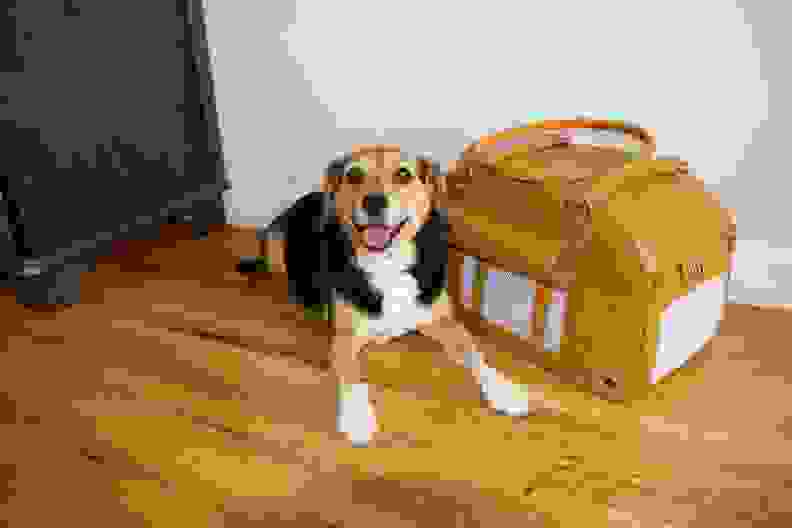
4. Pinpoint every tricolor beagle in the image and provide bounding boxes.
[244,145,536,446]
